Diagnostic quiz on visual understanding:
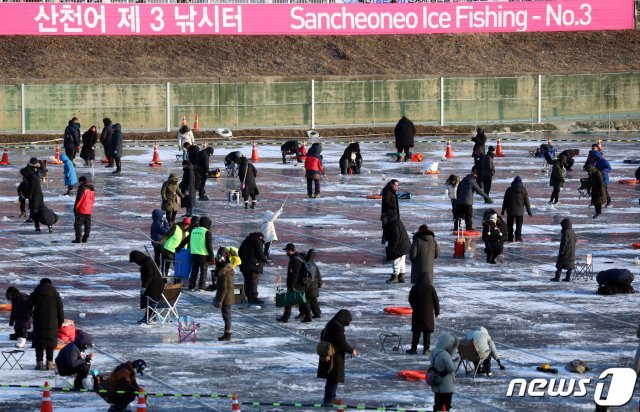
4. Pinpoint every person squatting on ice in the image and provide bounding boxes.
[177,216,214,291]
[339,142,363,174]
[465,326,505,376]
[262,205,283,261]
[5,286,32,349]
[29,278,64,371]
[317,309,357,407]
[407,282,439,356]
[551,218,576,282]
[501,176,532,242]
[129,250,164,323]
[55,330,94,390]
[238,156,259,209]
[73,176,95,243]
[305,142,325,198]
[394,116,415,162]
[98,359,146,411]
[429,333,458,412]
[238,231,268,305]
[281,140,303,164]
[161,173,184,226]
